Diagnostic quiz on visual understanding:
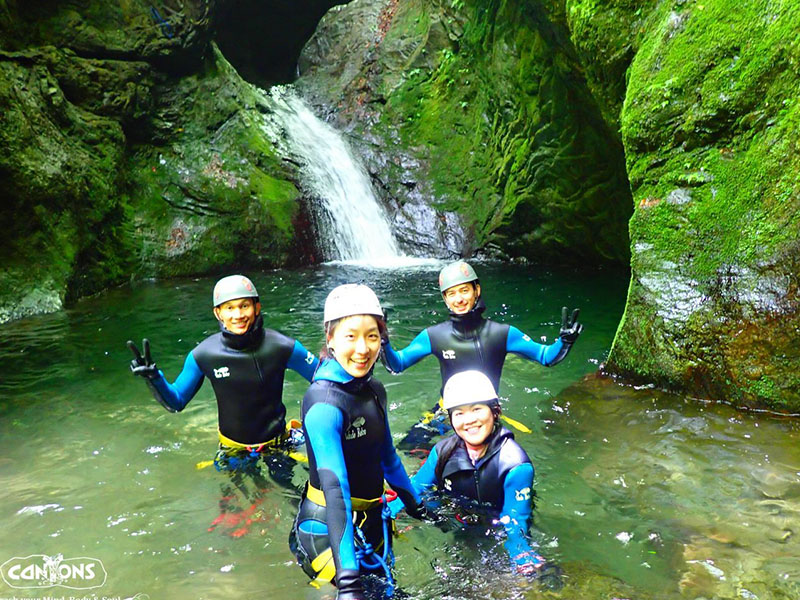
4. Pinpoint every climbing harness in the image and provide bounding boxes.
[353,491,398,598]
